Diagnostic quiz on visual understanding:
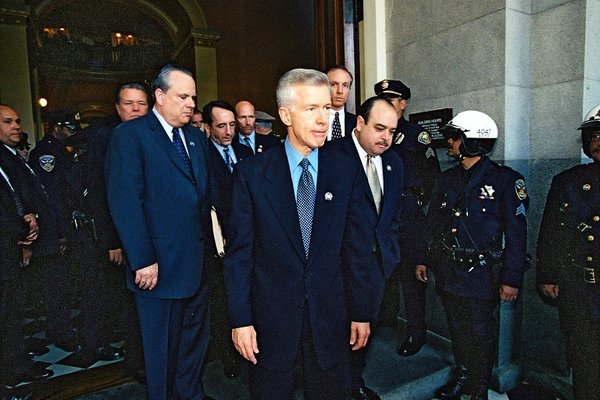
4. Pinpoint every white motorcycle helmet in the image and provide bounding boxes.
[579,105,600,157]
[440,110,498,157]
